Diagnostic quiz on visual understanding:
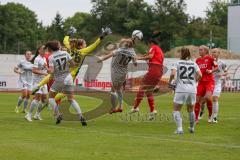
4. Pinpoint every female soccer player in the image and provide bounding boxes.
[46,40,87,126]
[211,48,228,123]
[169,48,202,134]
[32,27,112,102]
[194,45,218,123]
[25,46,49,121]
[130,34,164,120]
[14,51,33,113]
[98,39,137,113]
